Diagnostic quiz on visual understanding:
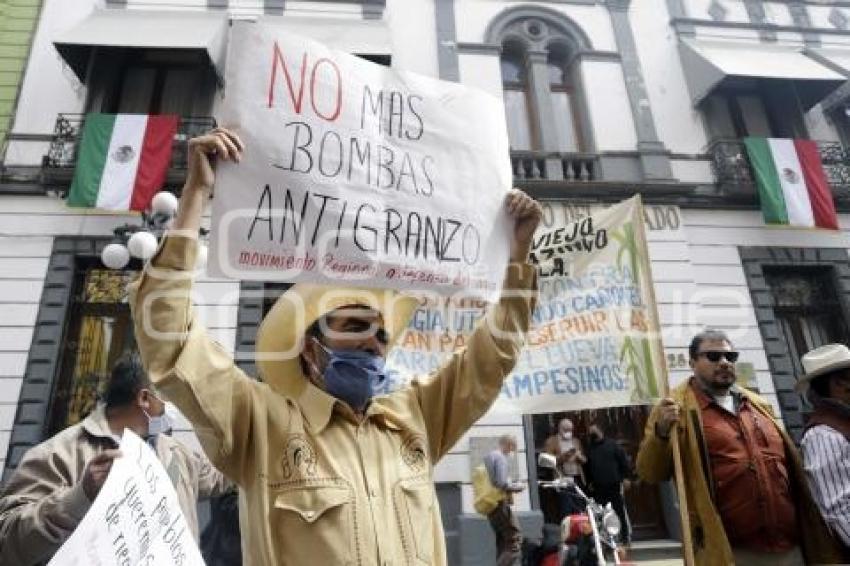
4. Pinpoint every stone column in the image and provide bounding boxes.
[789,2,820,47]
[526,50,564,180]
[743,0,777,42]
[264,0,284,15]
[435,0,460,81]
[605,0,675,182]
[362,0,385,20]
